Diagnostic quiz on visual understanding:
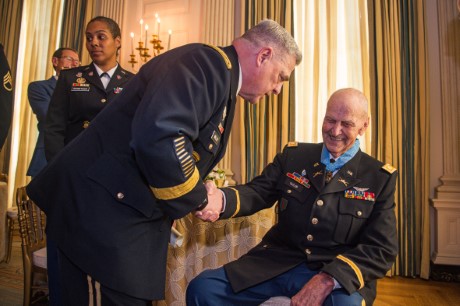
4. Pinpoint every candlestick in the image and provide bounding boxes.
[157,18,161,36]
[130,32,134,54]
[140,19,144,42]
[167,30,172,50]
[145,25,148,47]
